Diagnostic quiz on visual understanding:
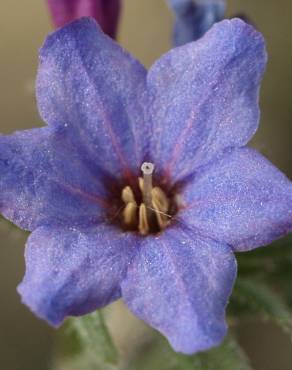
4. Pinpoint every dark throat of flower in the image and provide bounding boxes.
[121,162,175,235]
